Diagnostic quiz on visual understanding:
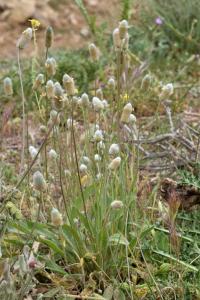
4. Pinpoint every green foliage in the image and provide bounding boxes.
[54,49,100,93]
[74,0,96,36]
[178,169,200,190]
[73,0,109,50]
[137,0,200,55]
[121,0,133,21]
